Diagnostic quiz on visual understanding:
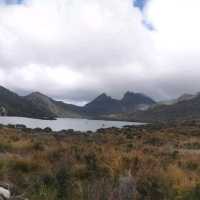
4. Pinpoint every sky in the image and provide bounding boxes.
[0,0,199,105]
